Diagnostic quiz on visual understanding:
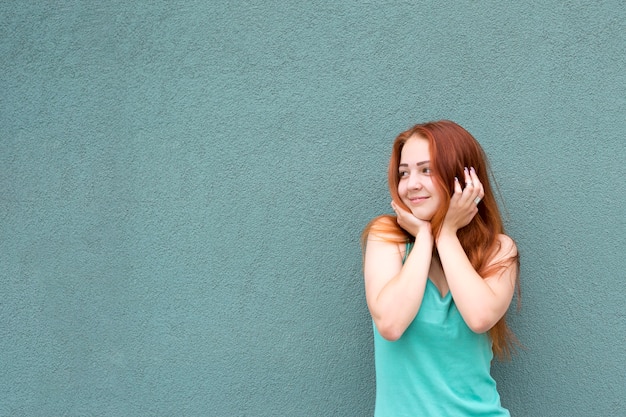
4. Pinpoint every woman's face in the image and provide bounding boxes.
[397,135,442,221]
